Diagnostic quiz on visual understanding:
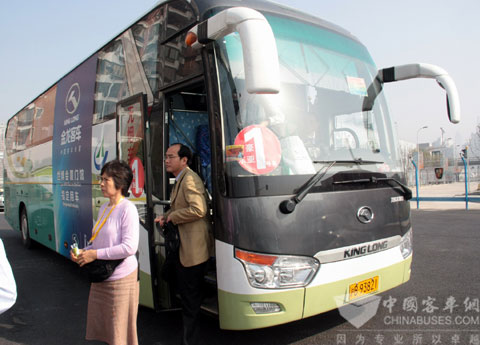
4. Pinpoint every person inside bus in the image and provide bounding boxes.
[237,93,285,132]
[70,160,140,345]
[155,143,212,345]
[0,238,17,315]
